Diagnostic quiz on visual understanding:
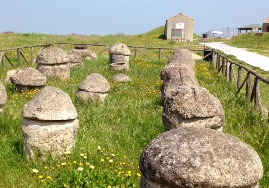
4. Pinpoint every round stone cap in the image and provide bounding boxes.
[163,86,224,124]
[36,46,69,65]
[78,73,110,93]
[140,127,263,187]
[109,43,131,56]
[10,67,46,86]
[23,86,77,120]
